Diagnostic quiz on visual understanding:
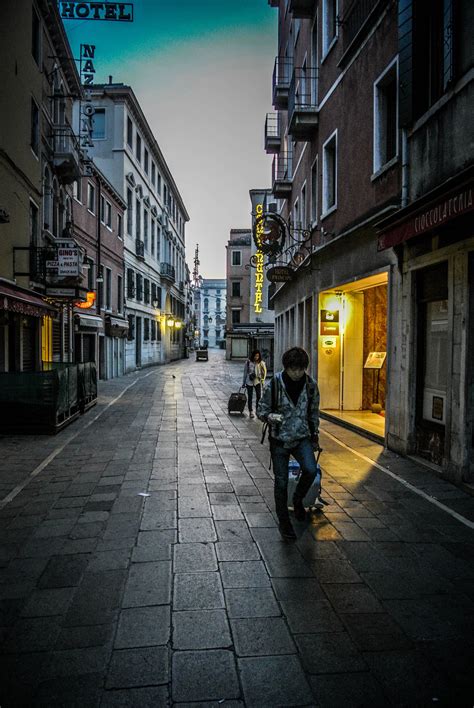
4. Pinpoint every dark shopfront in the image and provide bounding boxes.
[378,174,474,482]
